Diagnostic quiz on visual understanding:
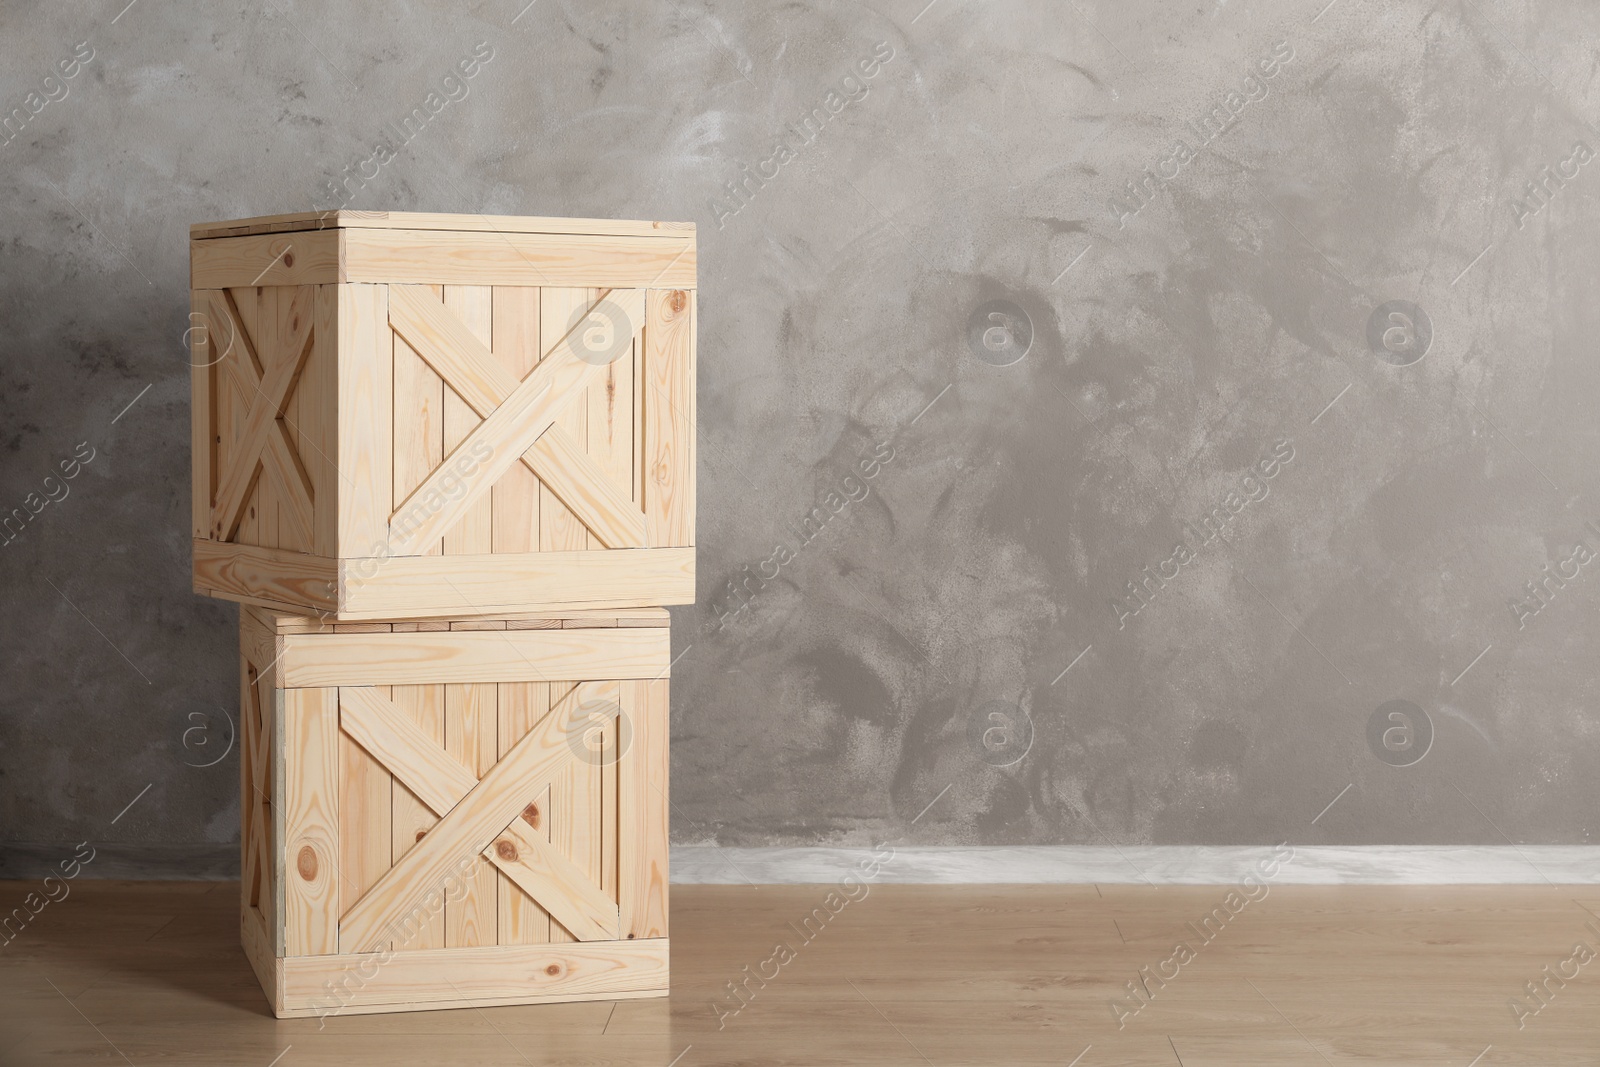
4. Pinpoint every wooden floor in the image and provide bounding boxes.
[2,881,1598,1065]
